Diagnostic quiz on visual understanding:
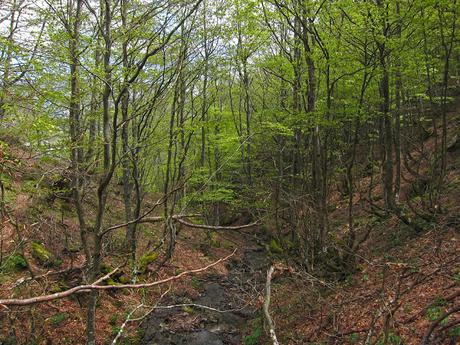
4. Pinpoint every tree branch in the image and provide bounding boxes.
[176,218,260,231]
[0,250,236,307]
